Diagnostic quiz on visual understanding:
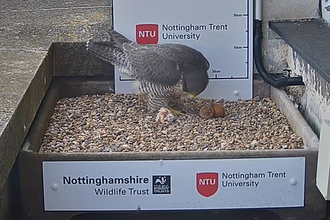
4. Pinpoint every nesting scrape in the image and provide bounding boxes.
[39,94,304,153]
